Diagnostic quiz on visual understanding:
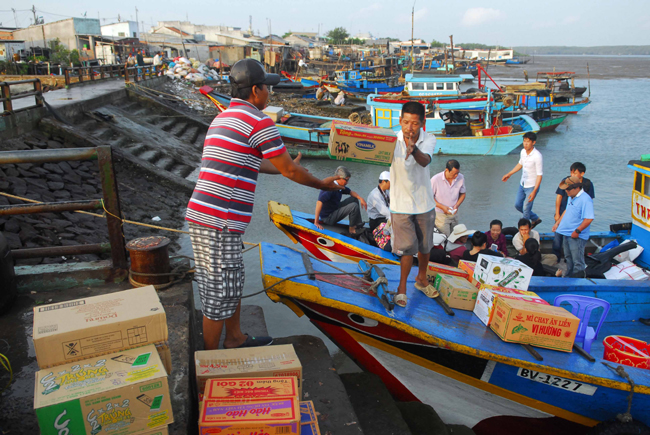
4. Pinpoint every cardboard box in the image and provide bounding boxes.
[195,344,303,402]
[473,288,549,327]
[426,262,469,283]
[142,428,169,435]
[490,298,580,352]
[301,401,321,435]
[457,260,476,279]
[473,254,533,291]
[204,377,299,402]
[199,399,300,435]
[33,286,168,369]
[432,273,479,311]
[34,345,173,435]
[328,121,397,166]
